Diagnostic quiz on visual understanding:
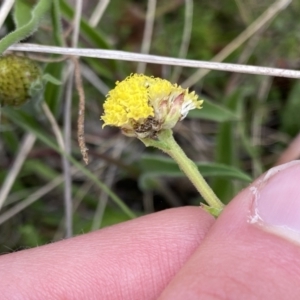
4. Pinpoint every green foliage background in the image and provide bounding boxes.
[0,0,299,253]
